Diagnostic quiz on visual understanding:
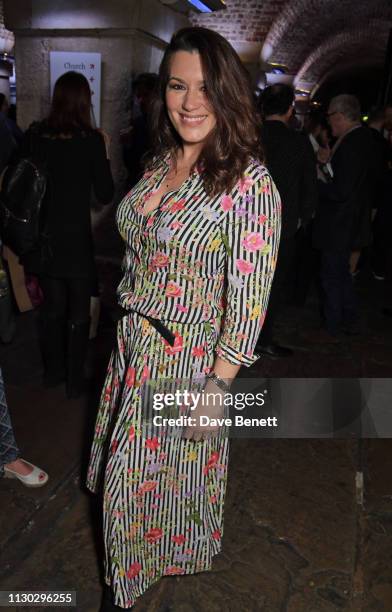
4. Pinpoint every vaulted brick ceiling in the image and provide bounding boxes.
[191,0,391,95]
